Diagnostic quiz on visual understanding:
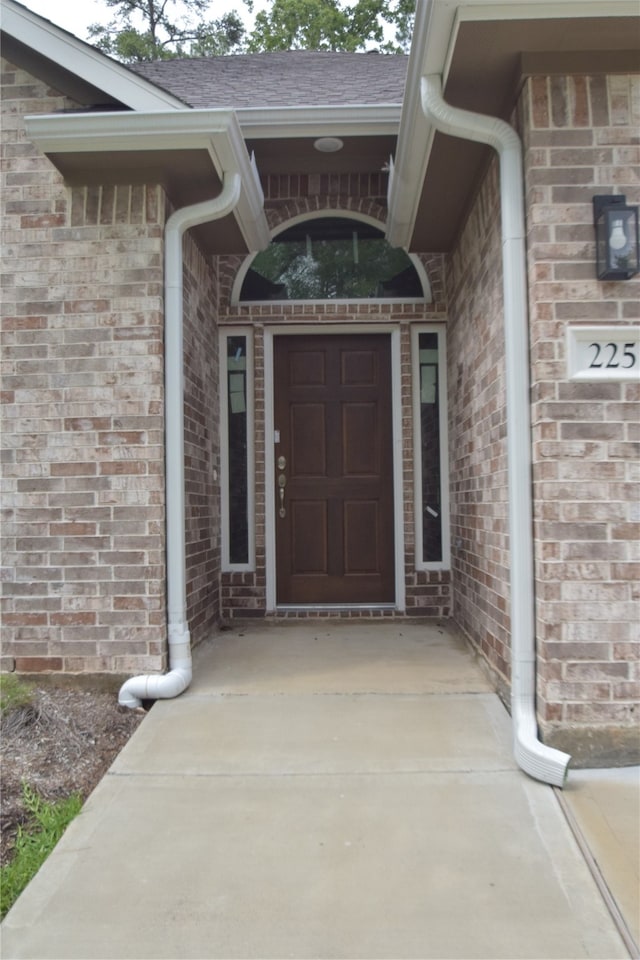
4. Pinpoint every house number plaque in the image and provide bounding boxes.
[567,326,640,381]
